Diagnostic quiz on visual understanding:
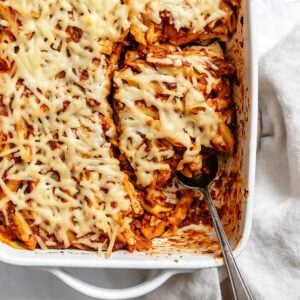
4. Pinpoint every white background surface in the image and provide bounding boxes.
[1,1,300,299]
